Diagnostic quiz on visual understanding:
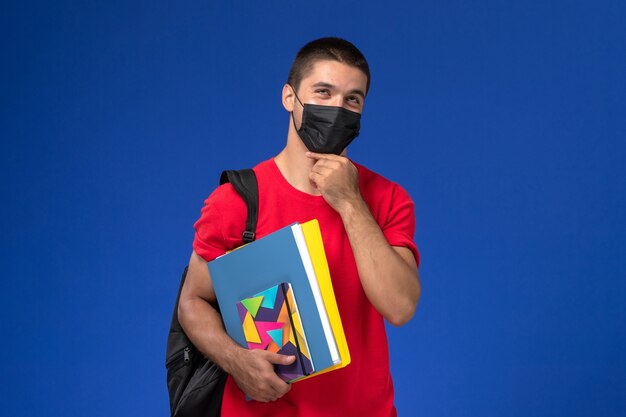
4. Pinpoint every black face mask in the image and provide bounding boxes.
[290,86,361,155]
